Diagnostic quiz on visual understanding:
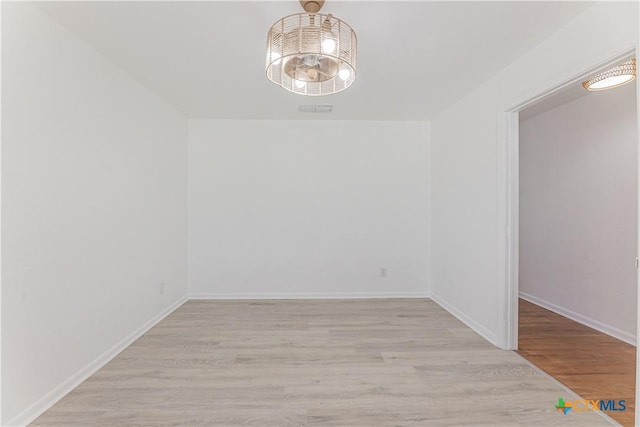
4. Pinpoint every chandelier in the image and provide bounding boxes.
[582,59,636,91]
[265,0,357,96]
